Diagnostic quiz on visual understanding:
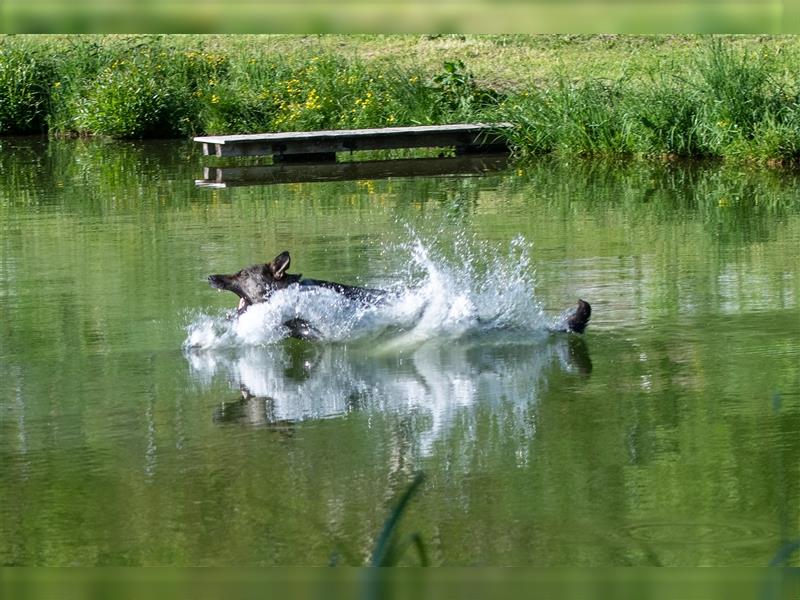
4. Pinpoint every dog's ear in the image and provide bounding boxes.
[269,251,291,280]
